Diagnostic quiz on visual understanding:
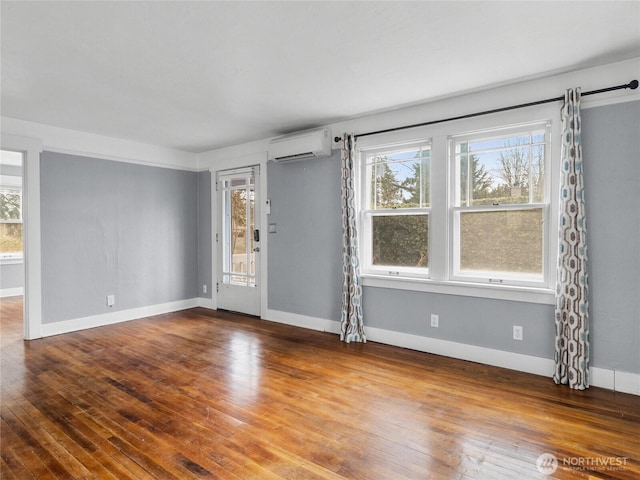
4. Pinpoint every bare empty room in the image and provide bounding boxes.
[1,1,639,479]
